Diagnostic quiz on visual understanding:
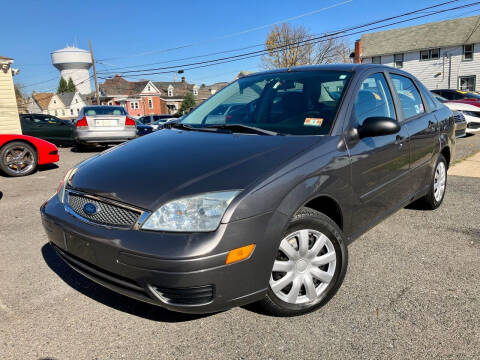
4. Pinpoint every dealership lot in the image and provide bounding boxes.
[0,137,479,359]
